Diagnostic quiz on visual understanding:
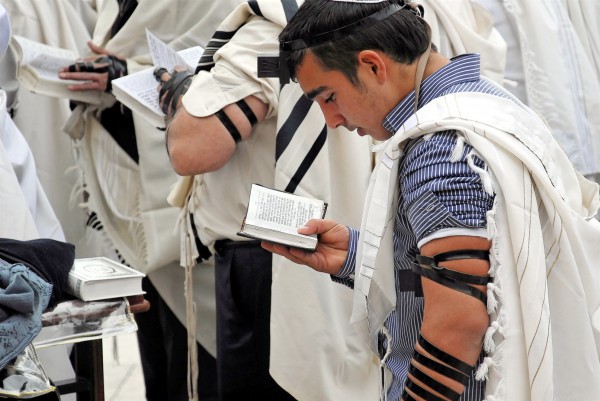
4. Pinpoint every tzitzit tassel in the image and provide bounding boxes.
[467,151,494,195]
[450,135,465,162]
